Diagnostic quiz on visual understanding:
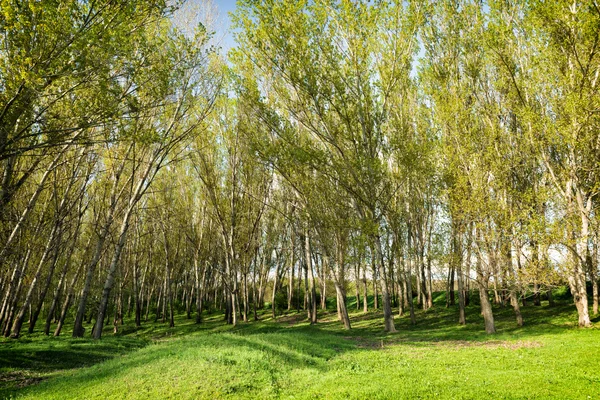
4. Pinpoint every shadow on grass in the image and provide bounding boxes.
[0,335,147,398]
[0,294,591,398]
